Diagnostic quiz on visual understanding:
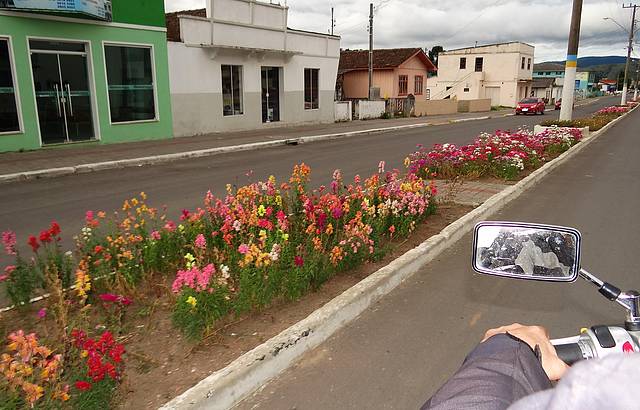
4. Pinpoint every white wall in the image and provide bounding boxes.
[356,101,385,120]
[334,101,352,122]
